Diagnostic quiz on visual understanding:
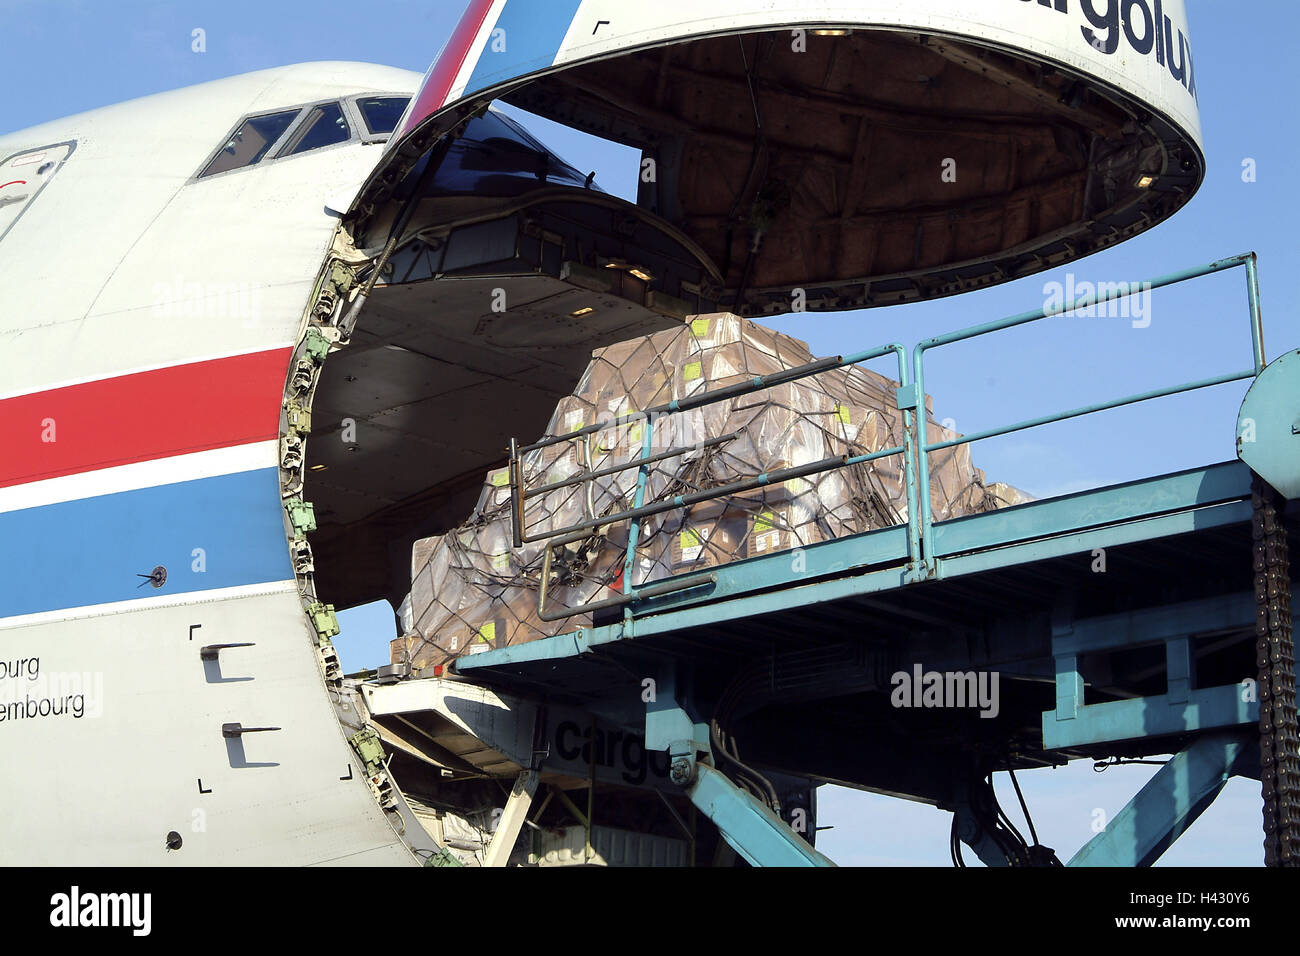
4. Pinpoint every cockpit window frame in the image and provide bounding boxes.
[192,91,414,183]
[190,93,391,183]
[274,101,353,159]
[346,94,413,144]
[193,105,308,182]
